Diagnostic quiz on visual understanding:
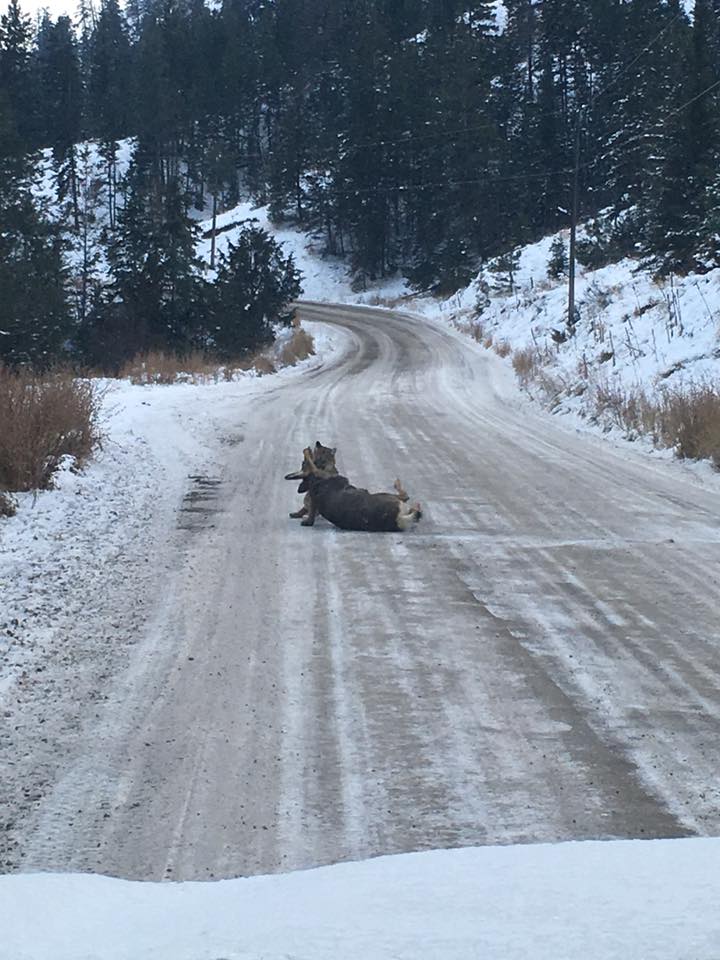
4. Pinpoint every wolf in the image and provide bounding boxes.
[286,441,338,526]
[286,446,421,532]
